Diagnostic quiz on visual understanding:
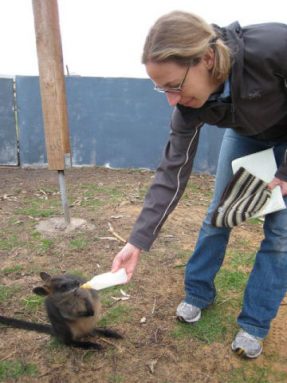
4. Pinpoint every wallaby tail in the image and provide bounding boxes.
[91,327,123,339]
[0,315,52,335]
